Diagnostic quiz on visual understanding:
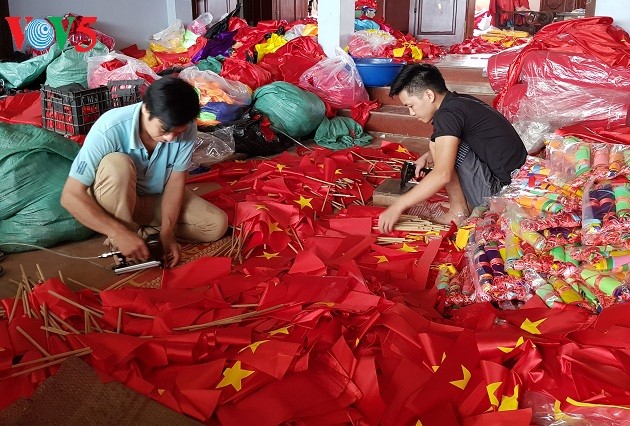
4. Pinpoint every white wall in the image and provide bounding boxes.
[596,0,630,32]
[8,0,193,50]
